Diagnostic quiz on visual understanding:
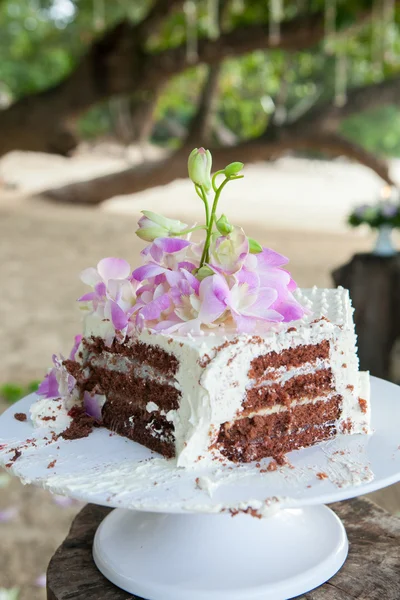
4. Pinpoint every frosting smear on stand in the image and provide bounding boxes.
[33,148,371,468]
